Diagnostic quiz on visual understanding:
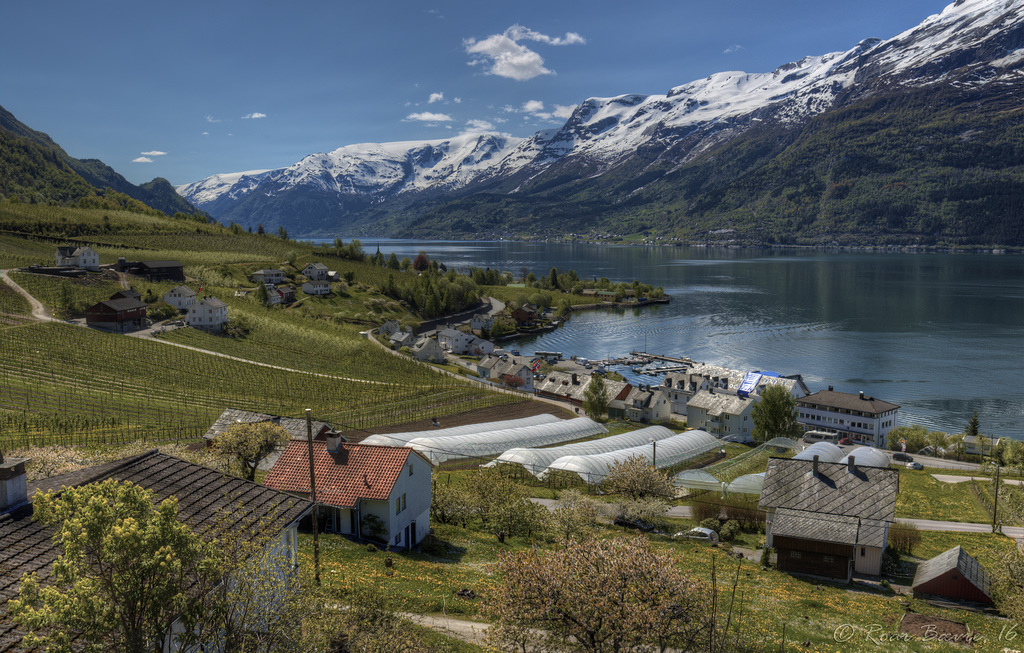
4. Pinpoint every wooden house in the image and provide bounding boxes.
[912,546,994,604]
[84,293,147,331]
[265,439,432,549]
